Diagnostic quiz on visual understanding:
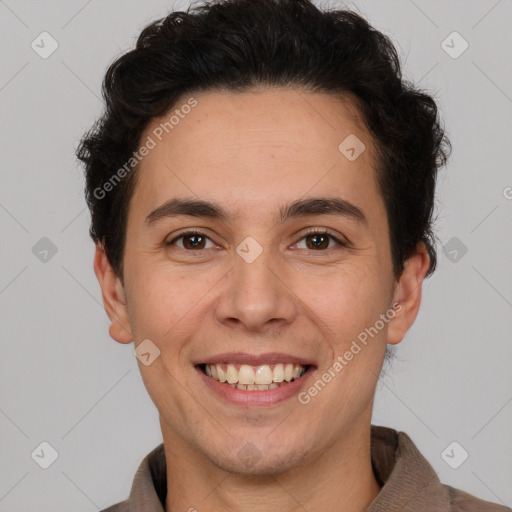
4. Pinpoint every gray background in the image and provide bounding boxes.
[1,0,511,510]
